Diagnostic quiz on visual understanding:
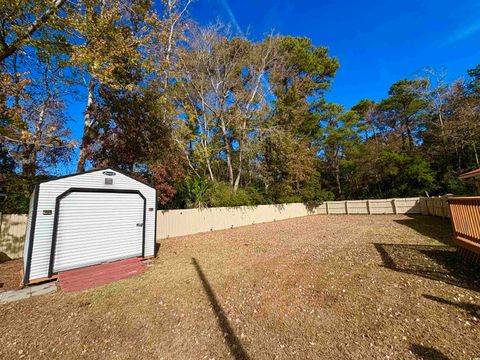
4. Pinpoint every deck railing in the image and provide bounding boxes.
[448,197,480,259]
